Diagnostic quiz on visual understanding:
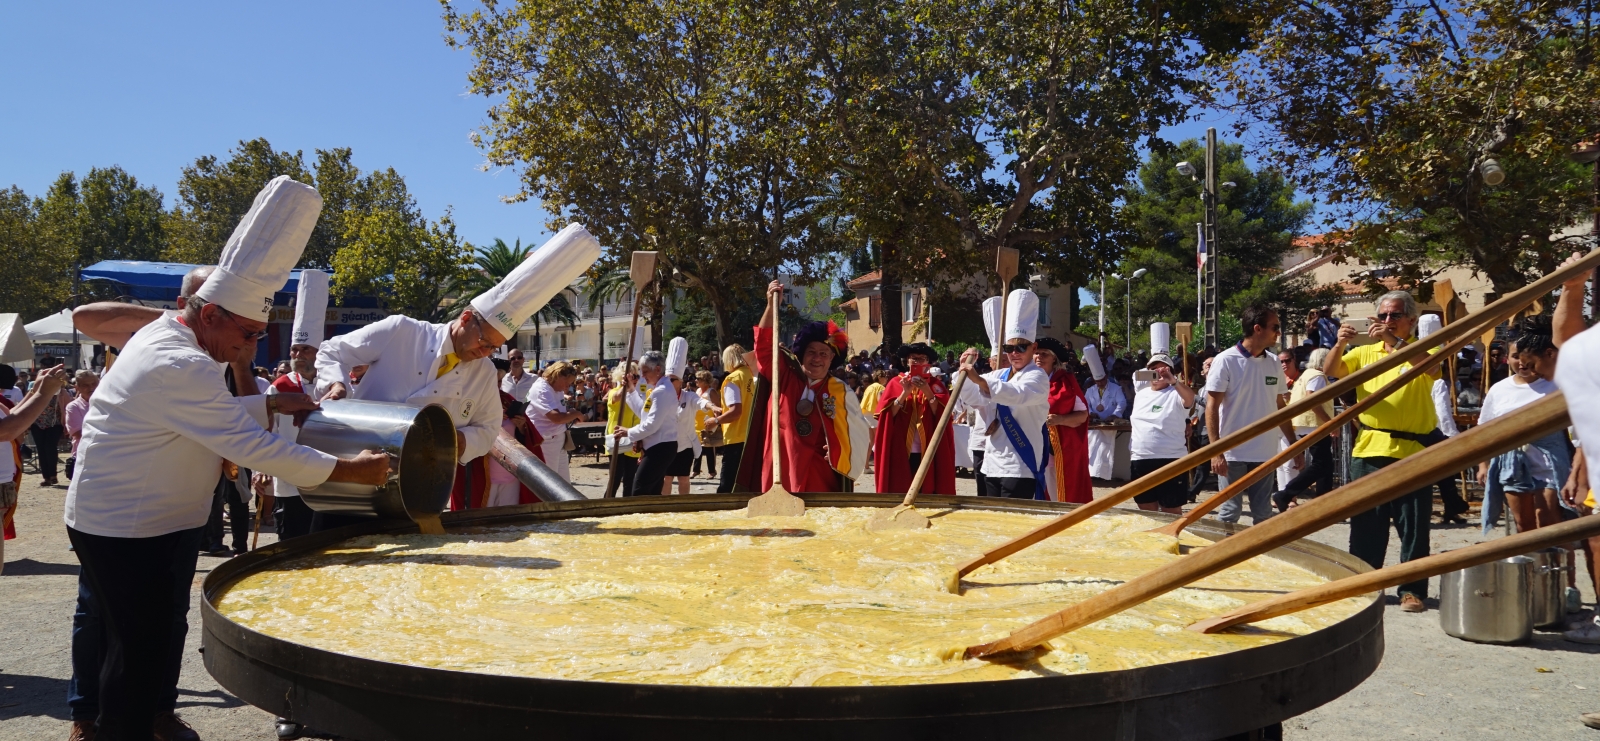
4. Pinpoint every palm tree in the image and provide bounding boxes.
[451,237,579,367]
[581,266,635,367]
